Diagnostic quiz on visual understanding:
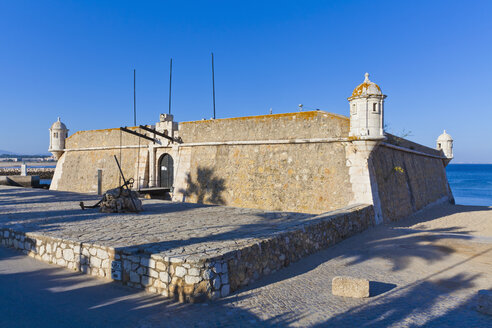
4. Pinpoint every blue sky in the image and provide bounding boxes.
[1,0,491,162]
